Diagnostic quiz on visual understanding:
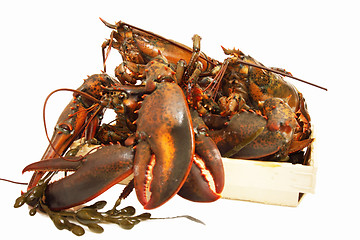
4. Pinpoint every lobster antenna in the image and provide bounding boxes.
[235,59,328,91]
[0,178,27,185]
[42,88,102,161]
